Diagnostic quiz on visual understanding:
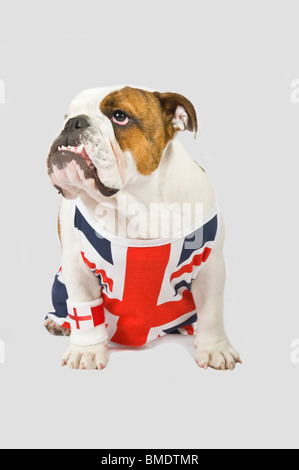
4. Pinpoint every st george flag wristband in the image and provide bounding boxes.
[67,298,105,330]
